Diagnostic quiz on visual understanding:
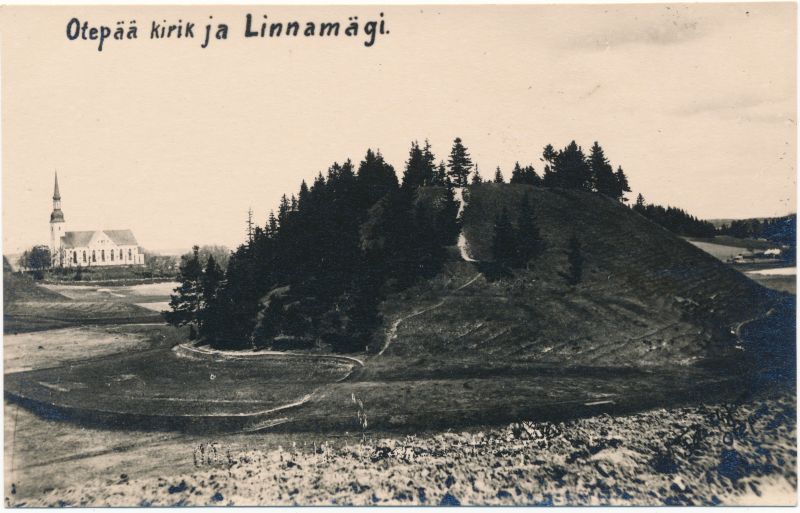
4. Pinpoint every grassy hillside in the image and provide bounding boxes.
[3,258,68,305]
[379,184,777,368]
